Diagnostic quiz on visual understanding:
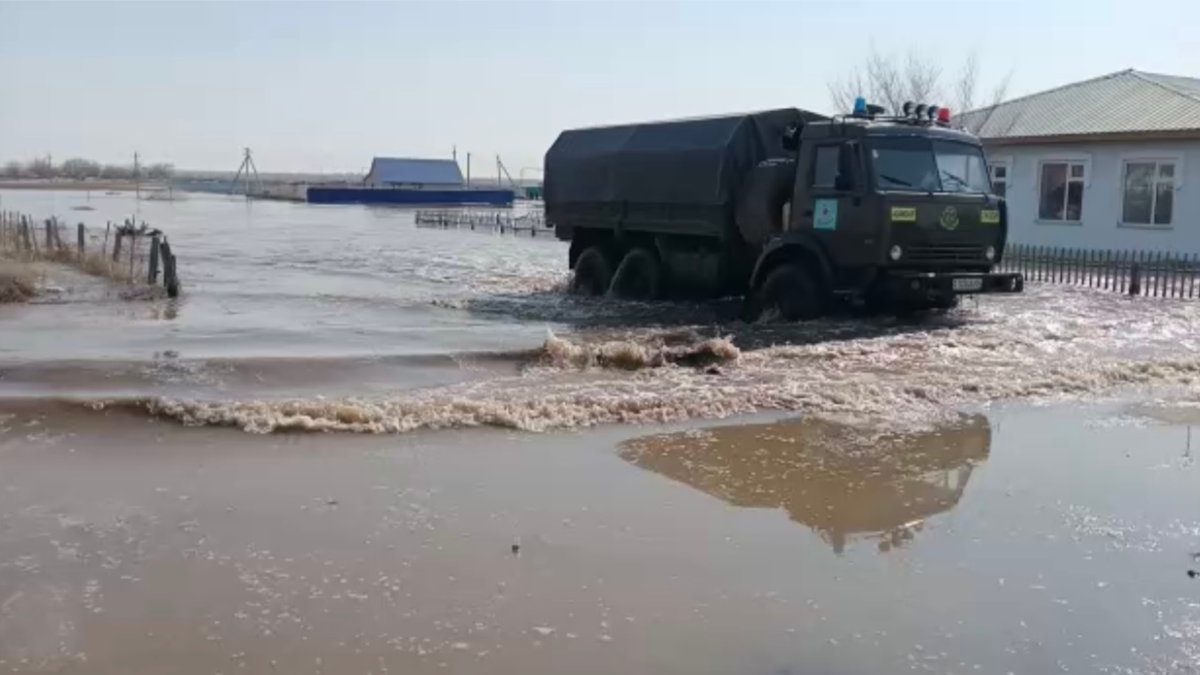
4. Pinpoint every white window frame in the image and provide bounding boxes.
[1117,152,1185,230]
[1035,154,1092,226]
[987,156,1013,199]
